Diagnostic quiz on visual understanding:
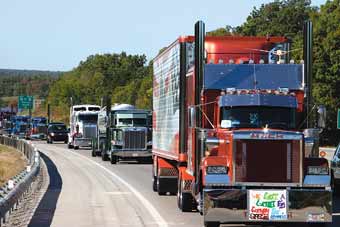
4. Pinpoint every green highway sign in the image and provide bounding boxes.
[18,96,34,110]
[338,109,340,129]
